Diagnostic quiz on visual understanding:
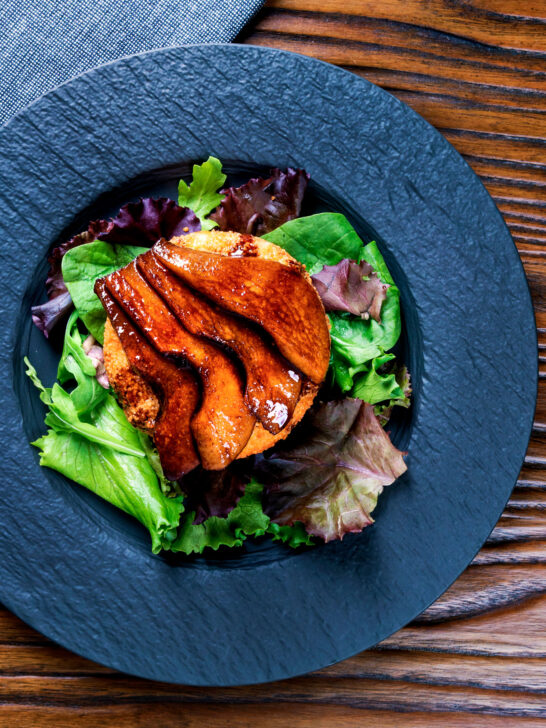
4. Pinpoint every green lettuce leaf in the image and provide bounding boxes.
[263,212,365,274]
[267,521,314,548]
[264,215,402,393]
[62,240,147,342]
[57,311,108,415]
[171,479,269,554]
[351,353,406,405]
[375,365,412,427]
[327,241,401,370]
[25,321,183,553]
[178,156,226,231]
[33,398,183,553]
[25,355,143,458]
